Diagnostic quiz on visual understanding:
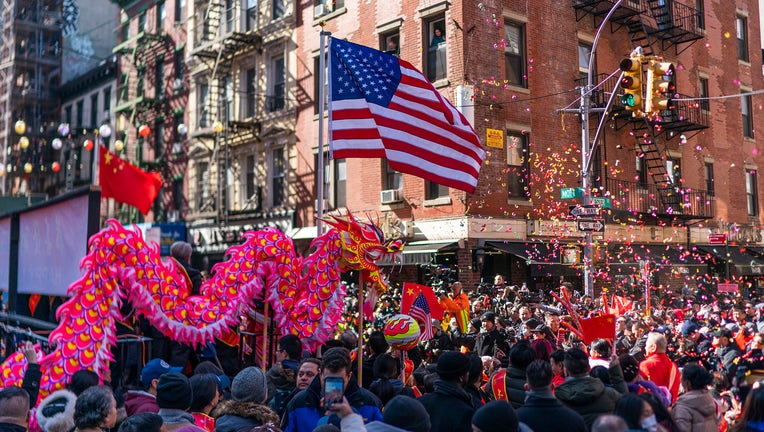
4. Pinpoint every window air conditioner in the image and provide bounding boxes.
[314,4,325,17]
[380,189,402,204]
